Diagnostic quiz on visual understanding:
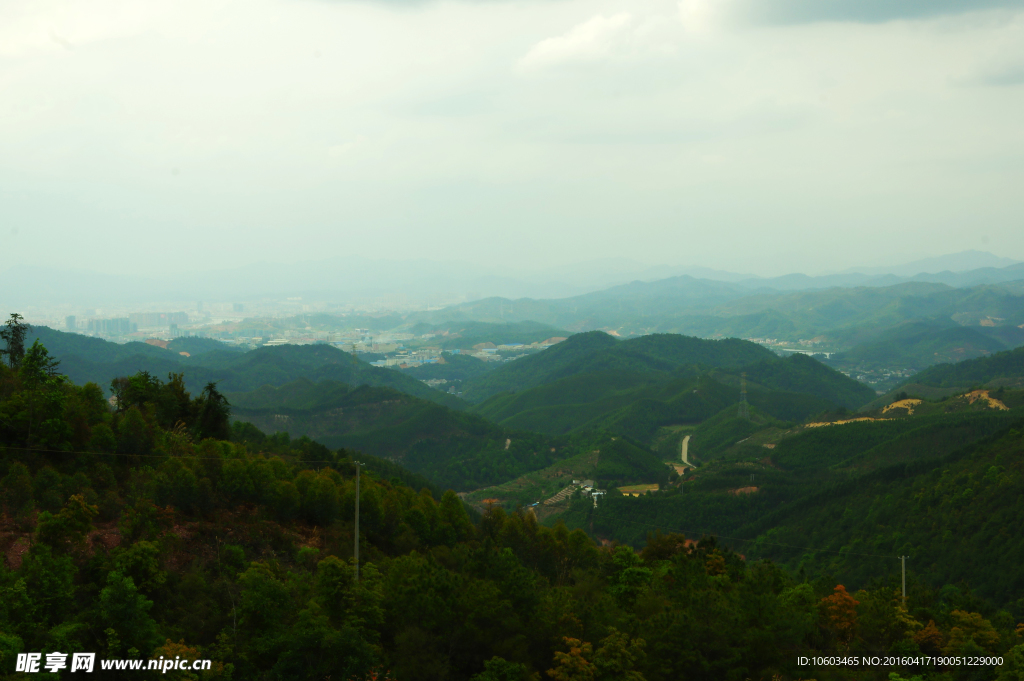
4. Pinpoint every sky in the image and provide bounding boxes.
[2,0,1024,278]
